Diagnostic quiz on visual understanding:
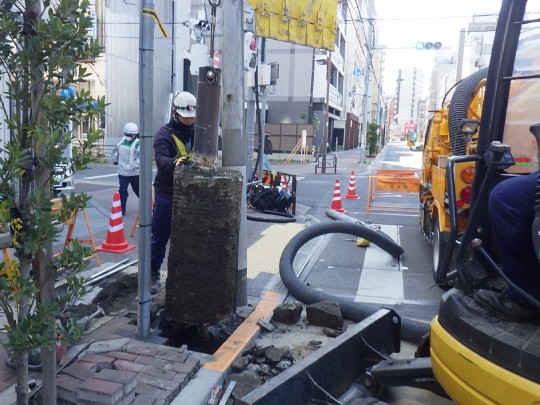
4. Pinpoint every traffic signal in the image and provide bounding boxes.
[415,42,442,50]
[244,32,258,72]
